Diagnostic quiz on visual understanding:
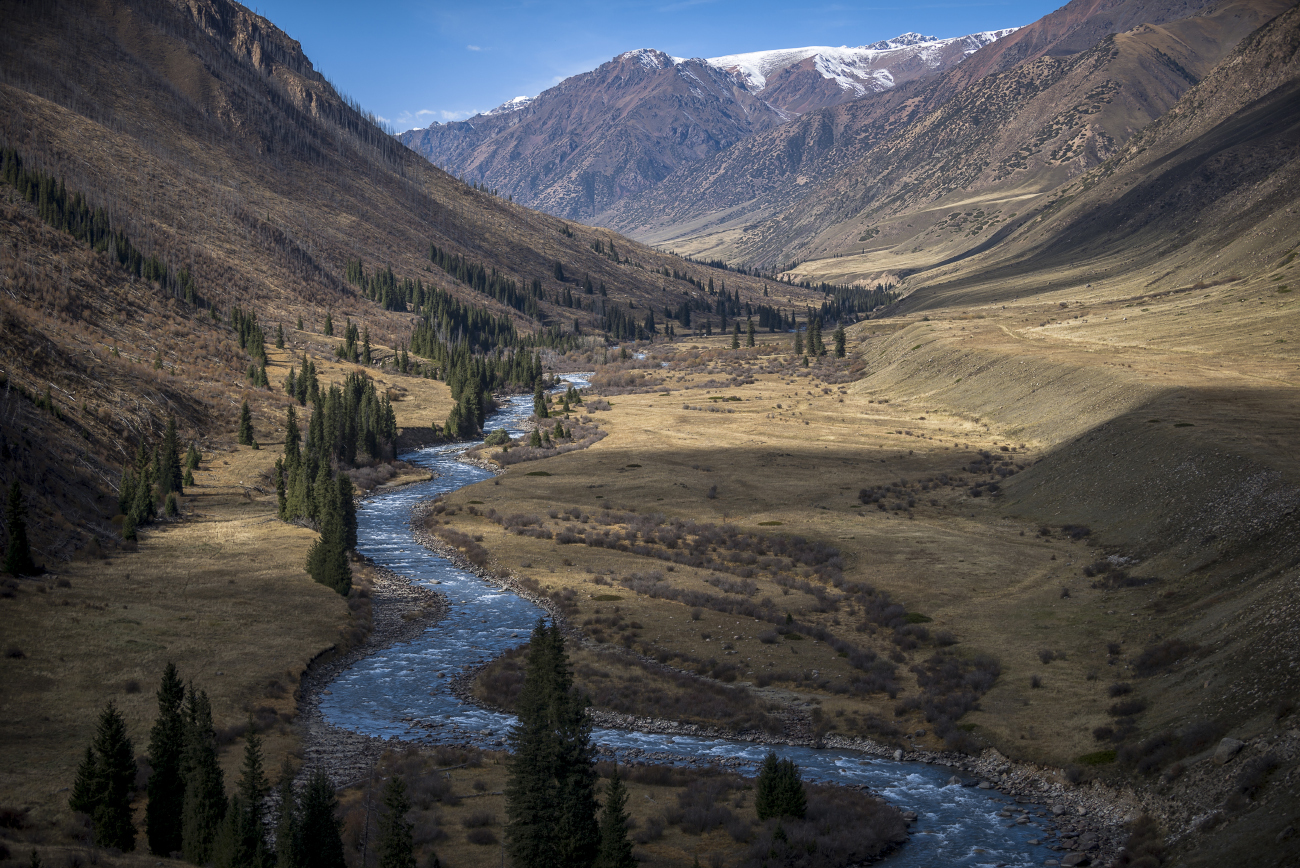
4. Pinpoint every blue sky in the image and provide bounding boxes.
[250,0,1064,130]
